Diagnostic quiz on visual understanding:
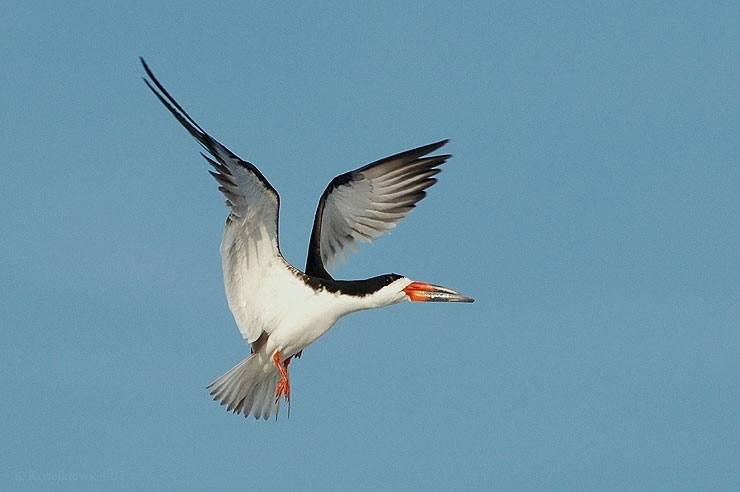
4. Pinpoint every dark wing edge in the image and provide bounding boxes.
[305,140,451,279]
[140,57,279,218]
